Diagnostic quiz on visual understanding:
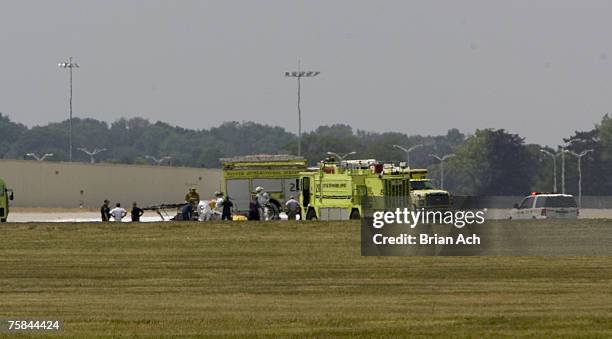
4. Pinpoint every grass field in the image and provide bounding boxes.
[1,220,612,337]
